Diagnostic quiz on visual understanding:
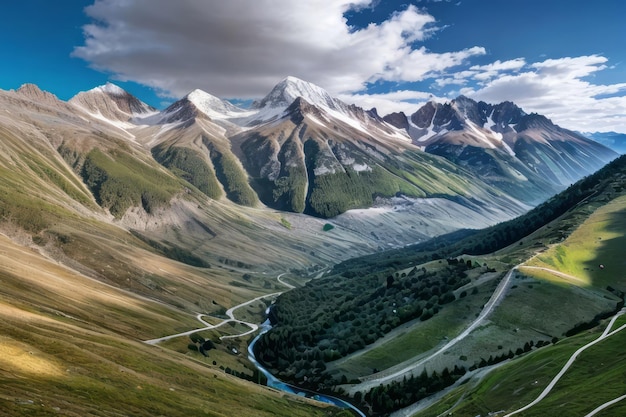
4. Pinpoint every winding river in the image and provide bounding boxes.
[248,320,366,417]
